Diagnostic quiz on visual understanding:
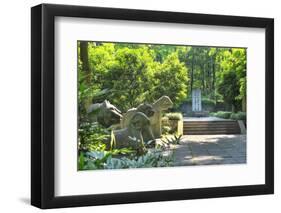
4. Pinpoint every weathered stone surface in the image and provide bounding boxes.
[113,112,155,154]
[151,96,173,138]
[121,103,155,129]
[192,89,202,112]
[87,100,122,128]
[121,96,173,139]
[168,119,183,135]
